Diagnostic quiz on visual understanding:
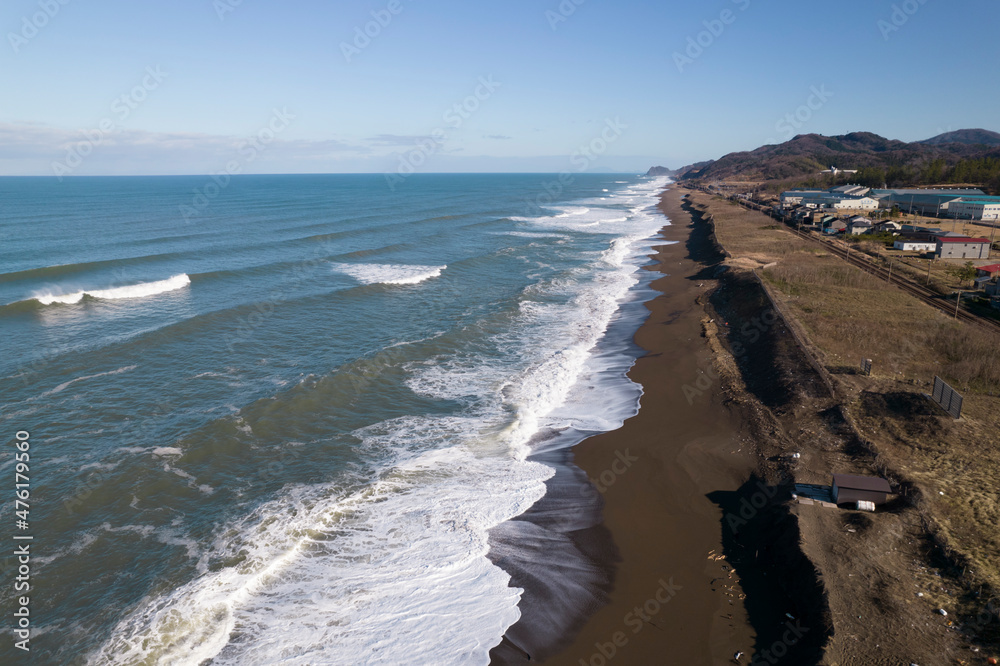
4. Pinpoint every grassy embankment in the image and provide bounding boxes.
[688,190,1000,612]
